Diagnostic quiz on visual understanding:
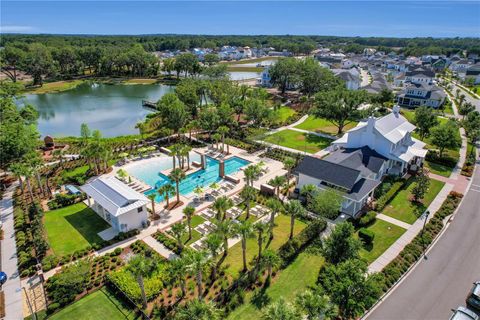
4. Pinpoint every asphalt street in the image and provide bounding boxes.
[368,151,480,320]
[450,81,480,113]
